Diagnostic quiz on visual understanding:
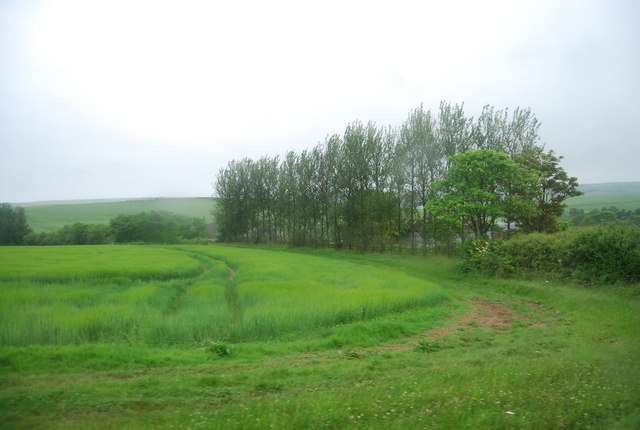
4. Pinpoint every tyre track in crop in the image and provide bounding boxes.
[165,247,244,328]
[361,299,519,353]
[160,249,217,317]
[224,264,243,328]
